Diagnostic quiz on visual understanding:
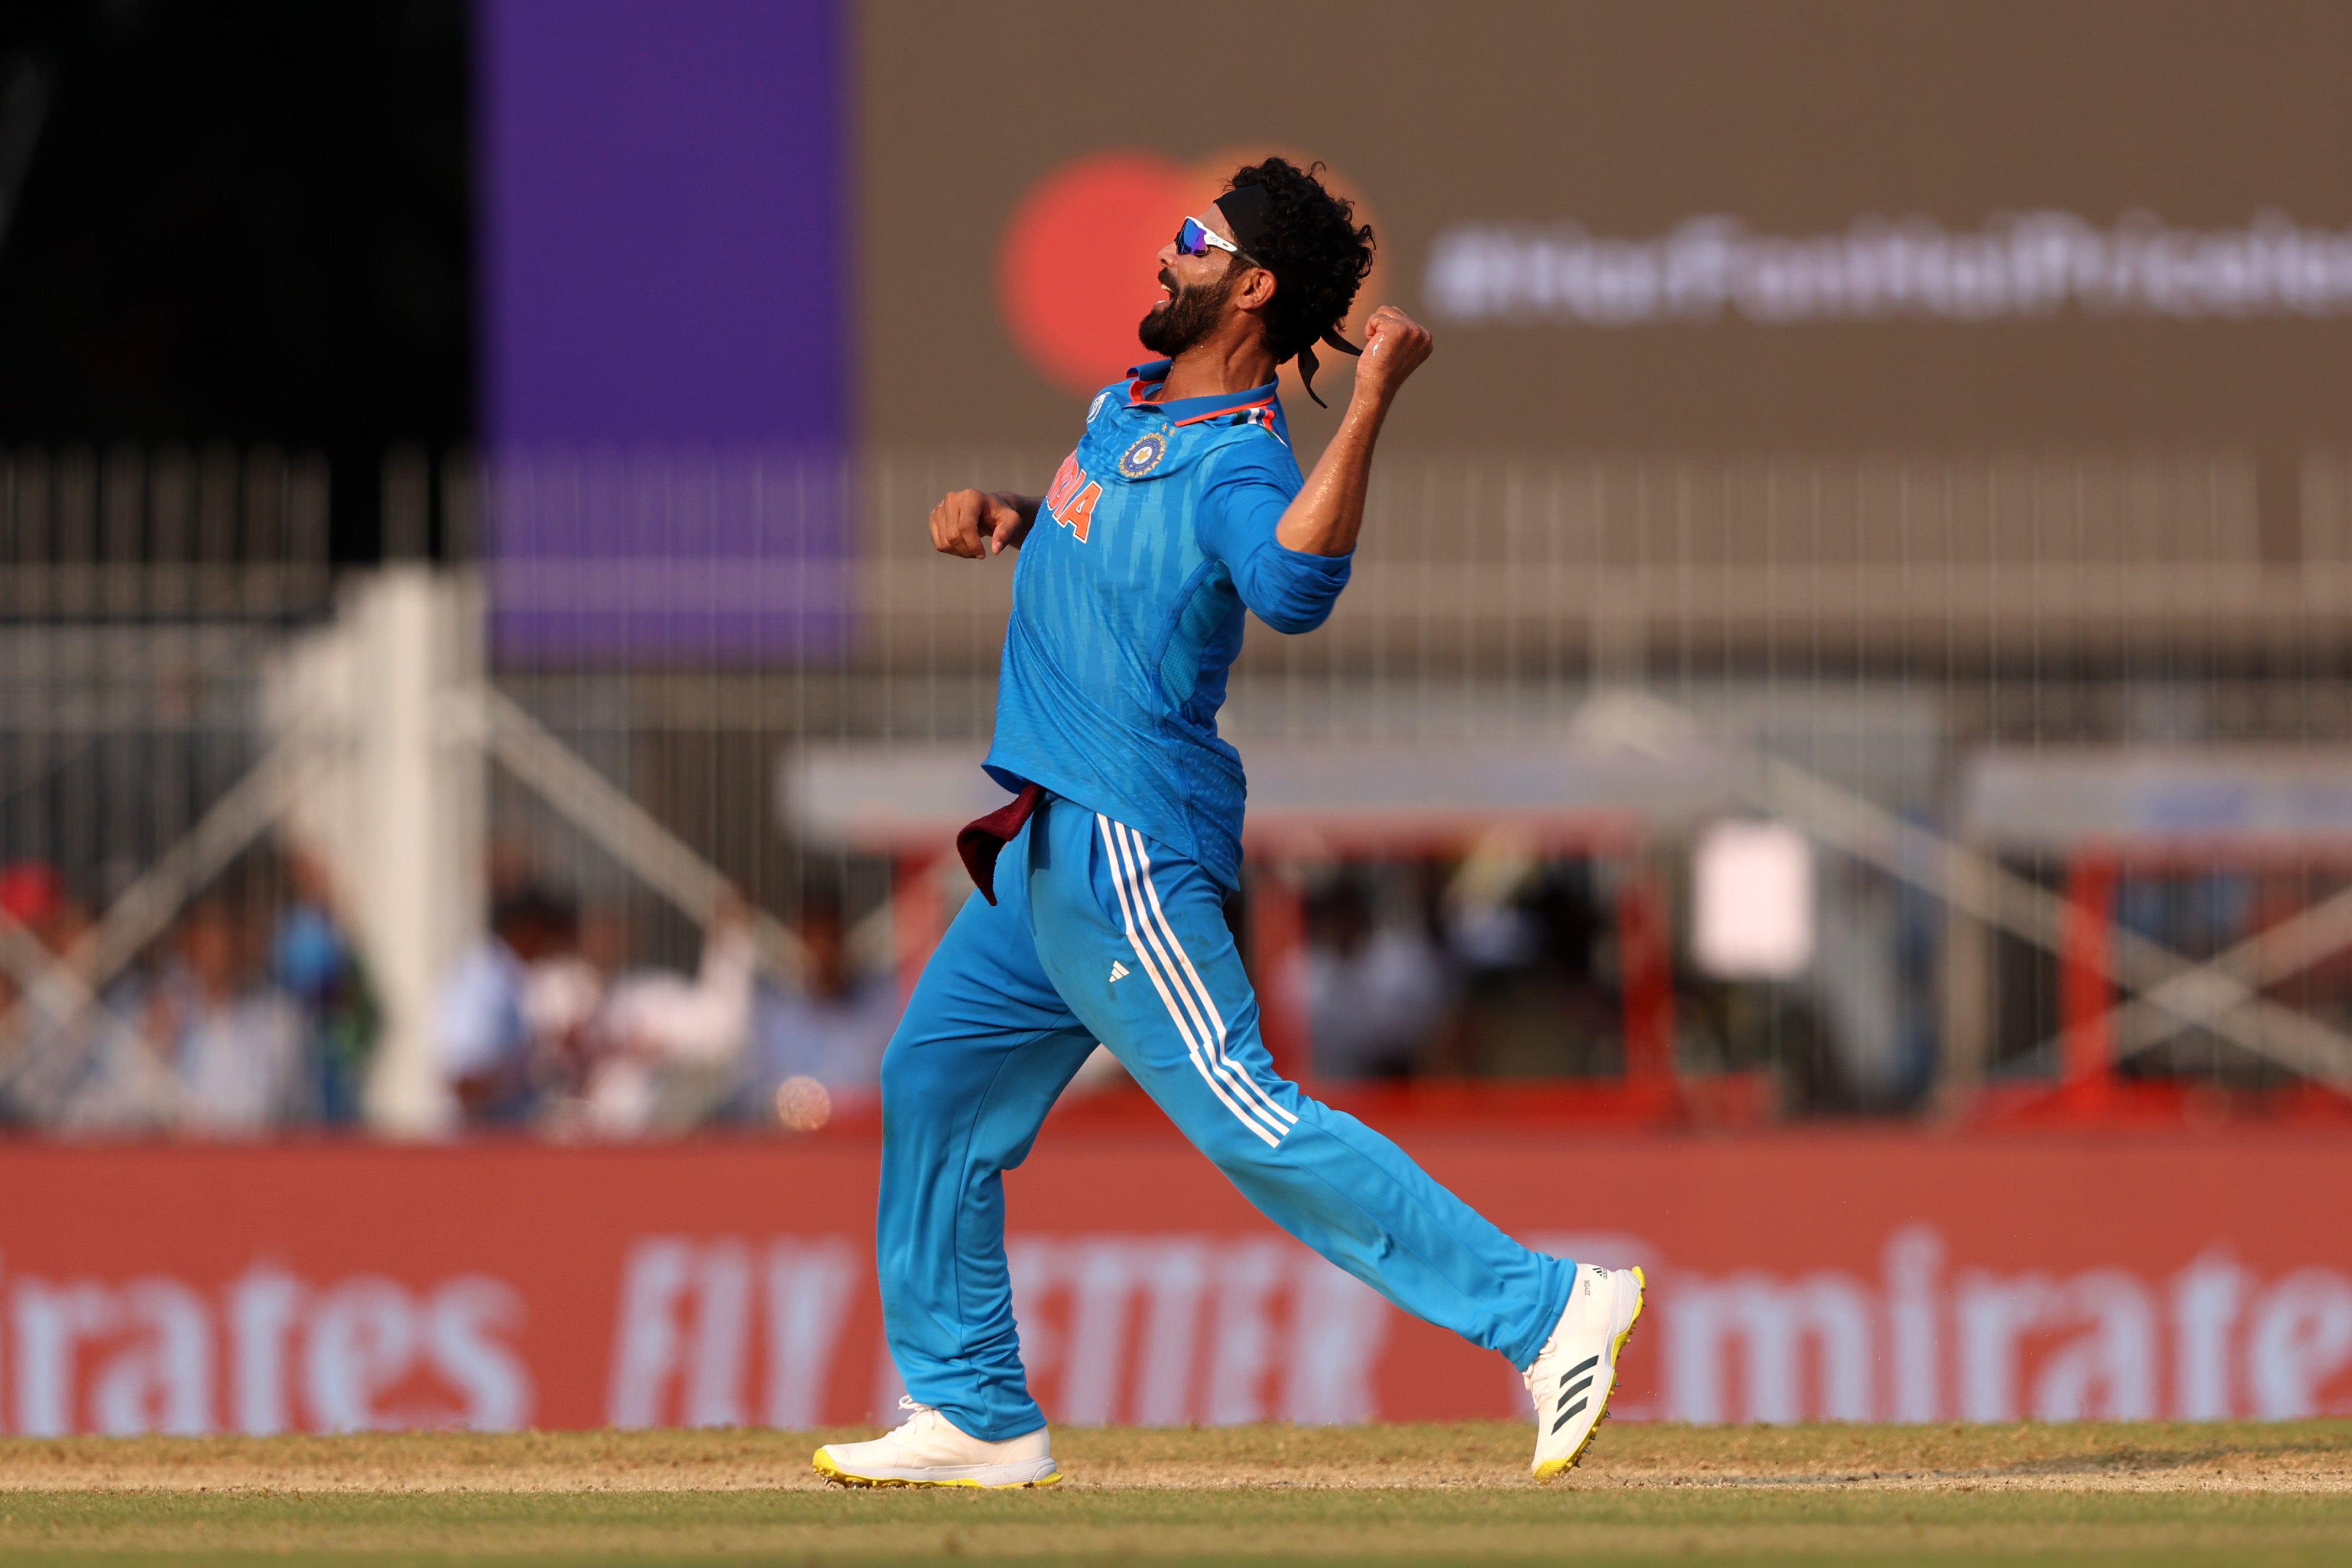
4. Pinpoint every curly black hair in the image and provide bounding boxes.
[1223,158,1375,366]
